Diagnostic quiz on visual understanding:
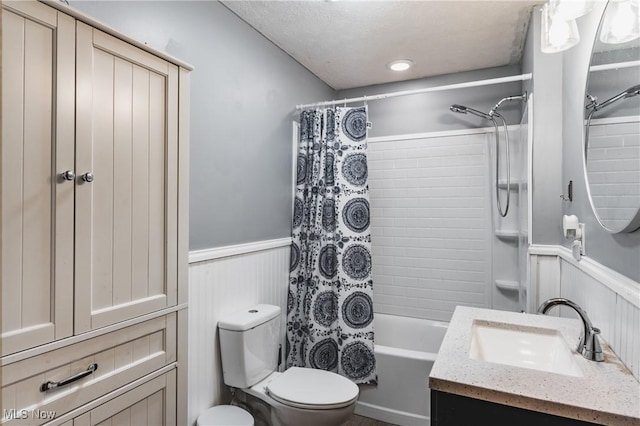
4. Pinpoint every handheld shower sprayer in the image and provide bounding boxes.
[587,84,640,112]
[449,104,492,119]
[448,92,528,218]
